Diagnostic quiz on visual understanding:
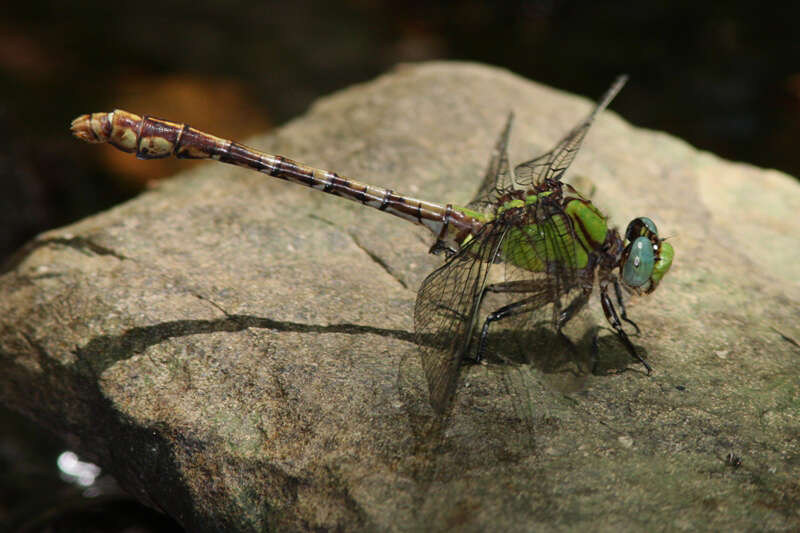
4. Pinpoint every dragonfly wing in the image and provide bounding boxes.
[470,202,589,428]
[514,75,627,187]
[466,113,514,212]
[414,223,506,414]
[483,197,584,367]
